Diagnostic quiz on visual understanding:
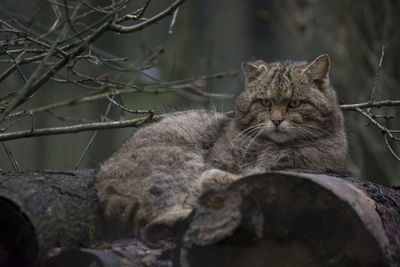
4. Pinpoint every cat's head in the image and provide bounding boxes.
[234,54,343,144]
